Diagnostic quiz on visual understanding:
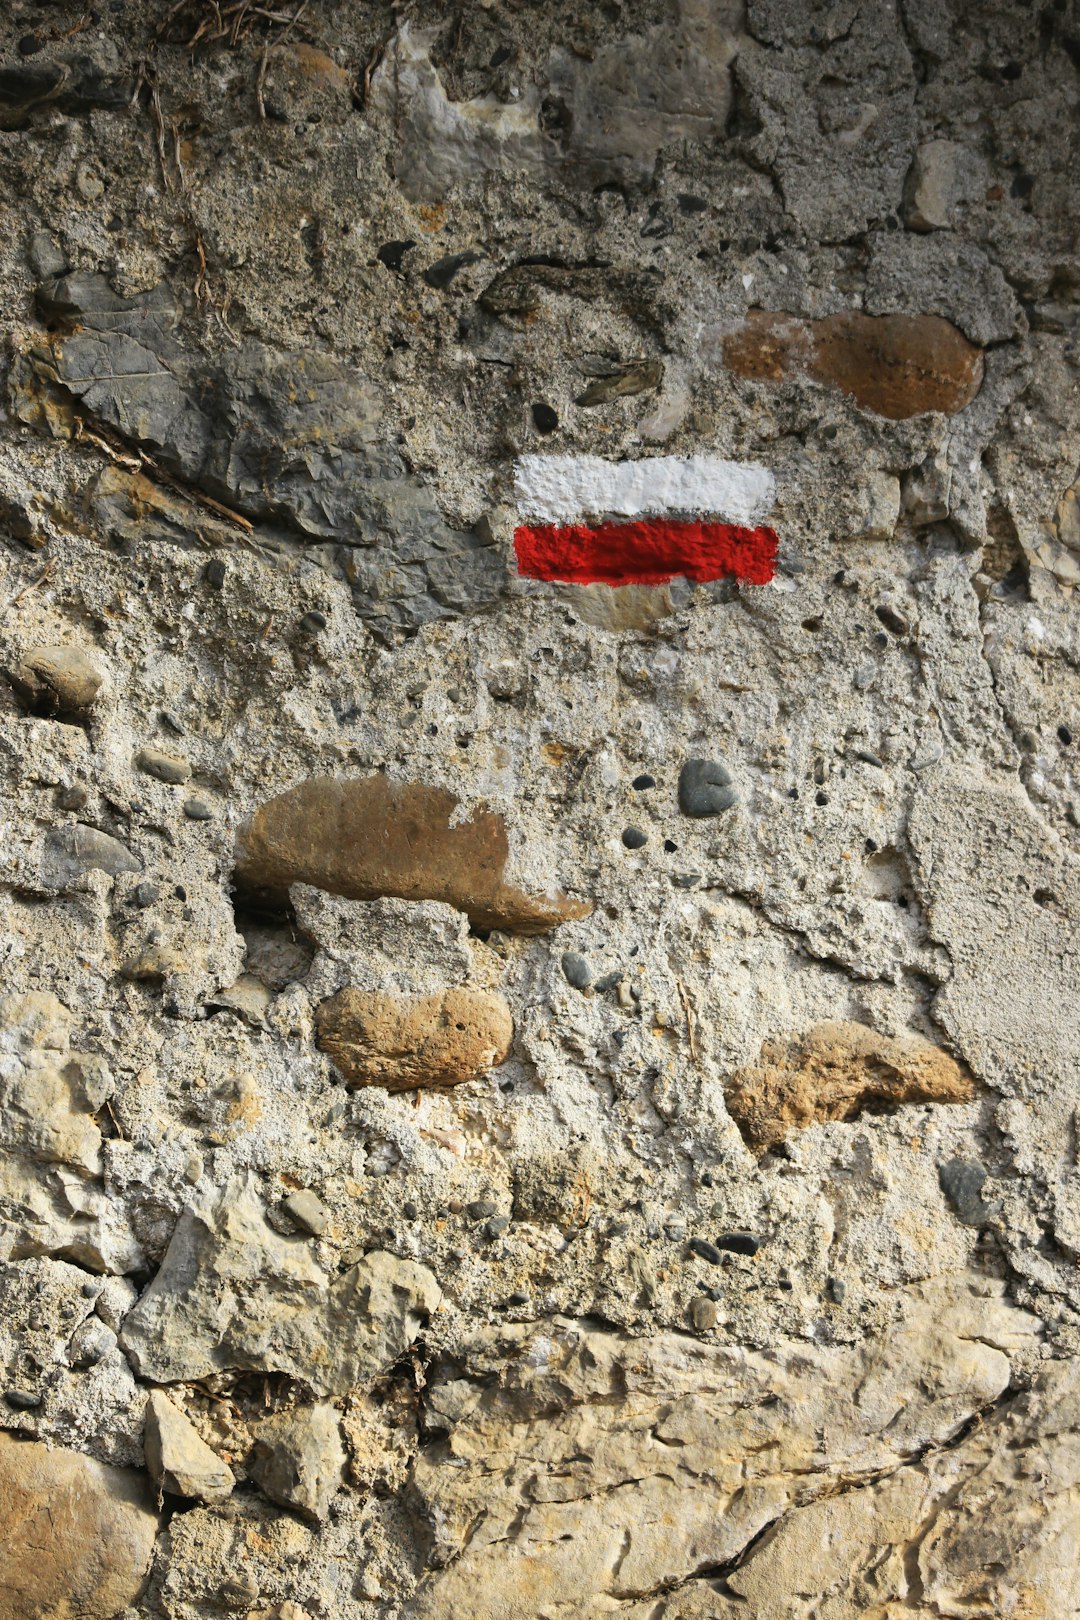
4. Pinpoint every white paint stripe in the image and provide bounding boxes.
[513,454,775,525]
